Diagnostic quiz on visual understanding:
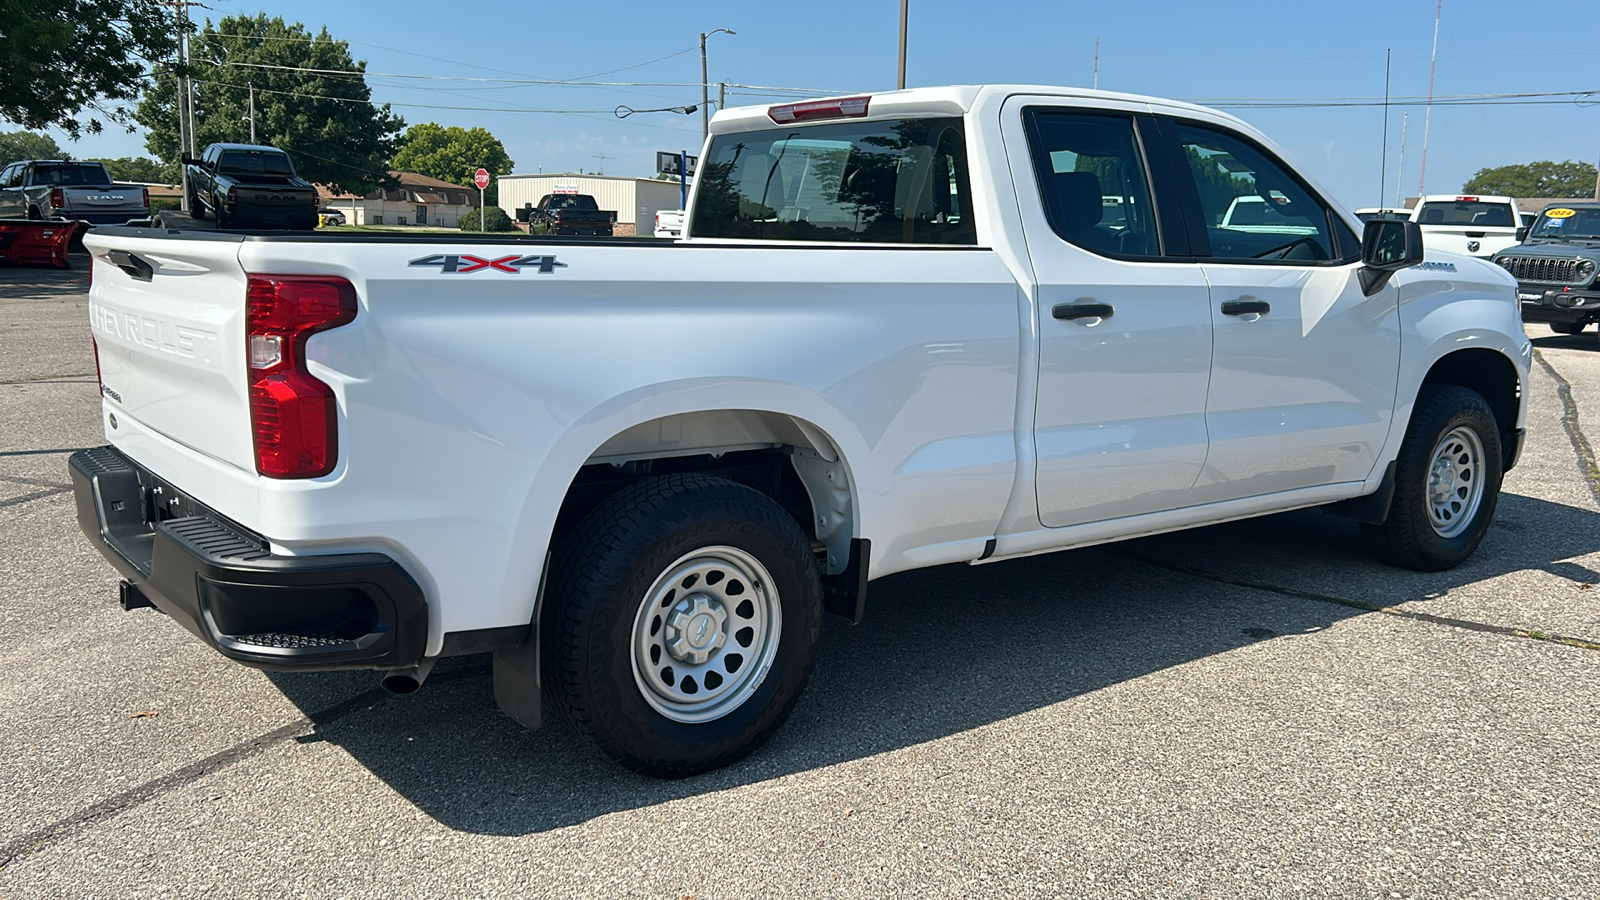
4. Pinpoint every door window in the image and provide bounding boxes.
[1023,110,1159,257]
[1171,122,1342,263]
[0,165,15,188]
